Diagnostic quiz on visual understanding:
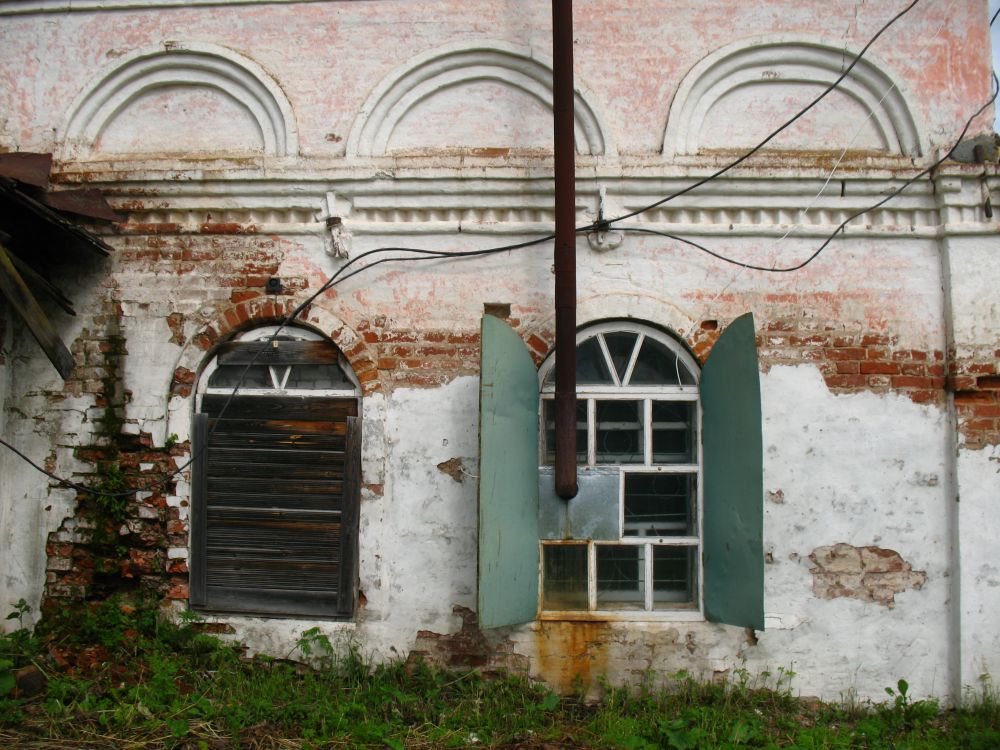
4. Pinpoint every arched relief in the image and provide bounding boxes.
[60,42,298,159]
[347,41,614,157]
[663,38,922,158]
